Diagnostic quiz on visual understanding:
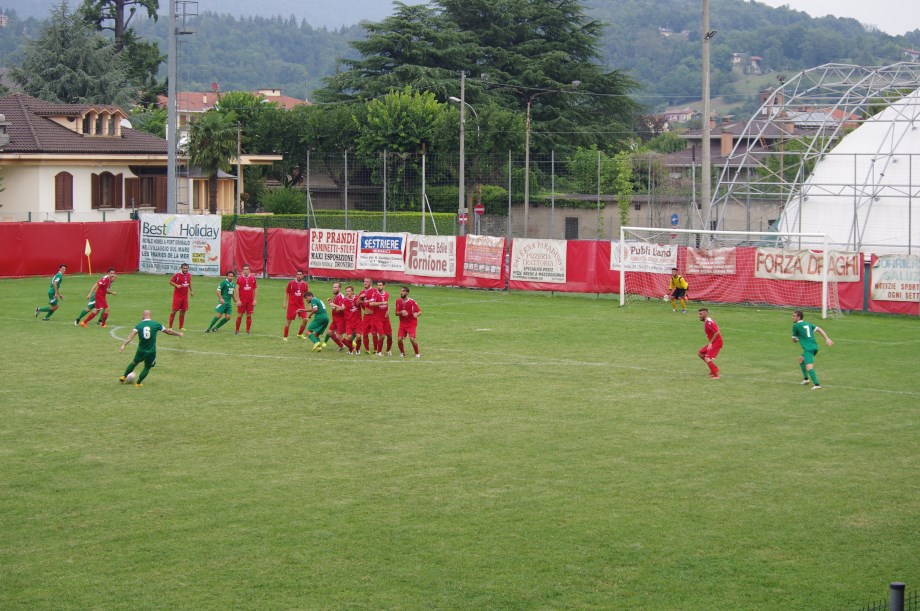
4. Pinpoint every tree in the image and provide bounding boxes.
[79,0,163,104]
[356,87,446,155]
[10,2,136,106]
[187,109,239,214]
[128,105,167,137]
[315,0,640,155]
[613,152,634,228]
